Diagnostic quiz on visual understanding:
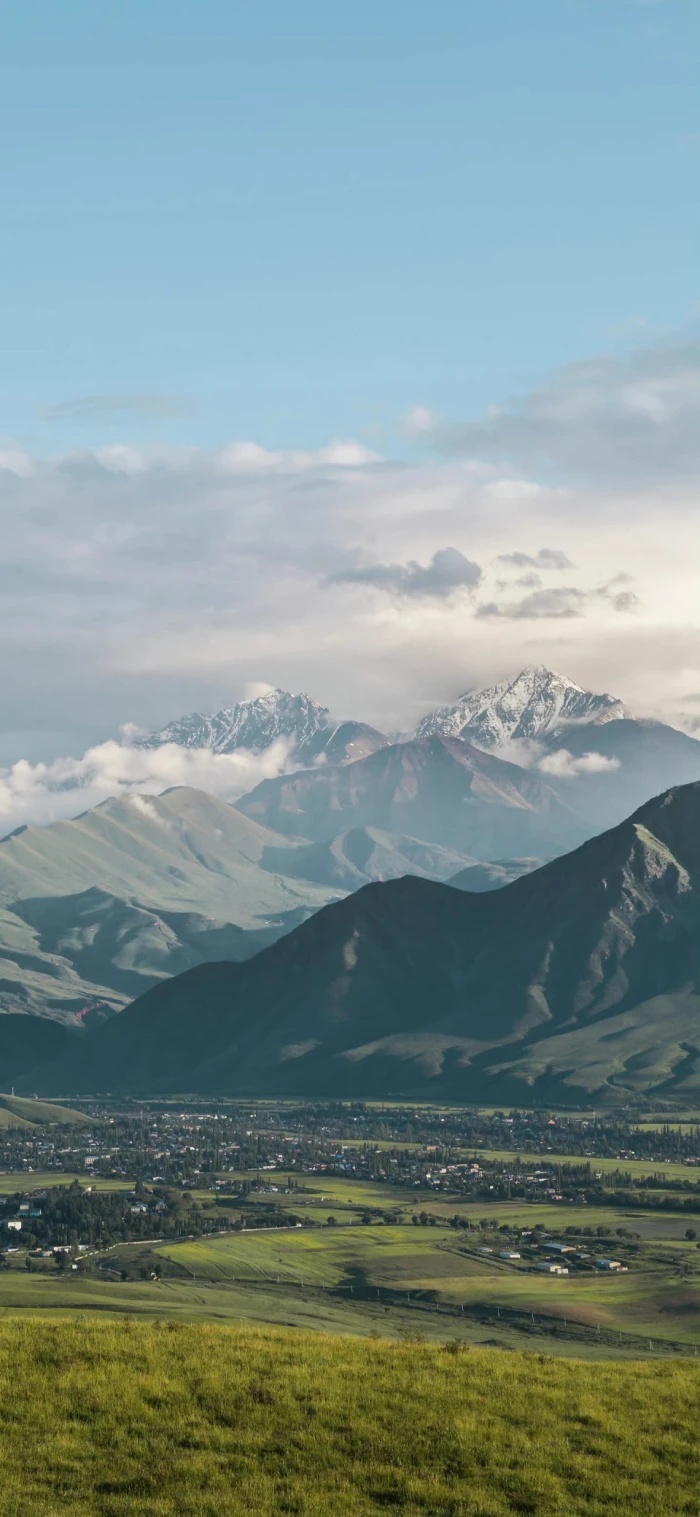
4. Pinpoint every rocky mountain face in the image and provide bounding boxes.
[137,689,387,766]
[24,782,700,1104]
[138,689,330,756]
[416,664,629,747]
[235,735,586,858]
